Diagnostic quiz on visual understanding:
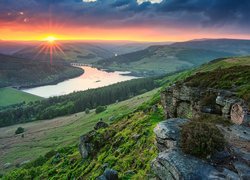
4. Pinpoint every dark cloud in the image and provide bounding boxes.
[0,0,249,33]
